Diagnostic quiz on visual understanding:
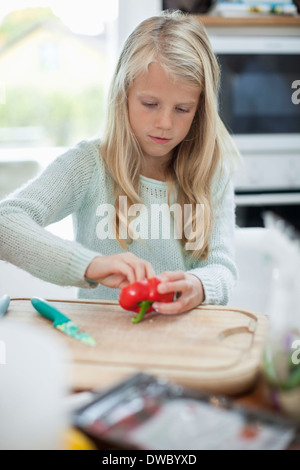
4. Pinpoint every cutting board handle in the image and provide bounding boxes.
[218,326,255,352]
